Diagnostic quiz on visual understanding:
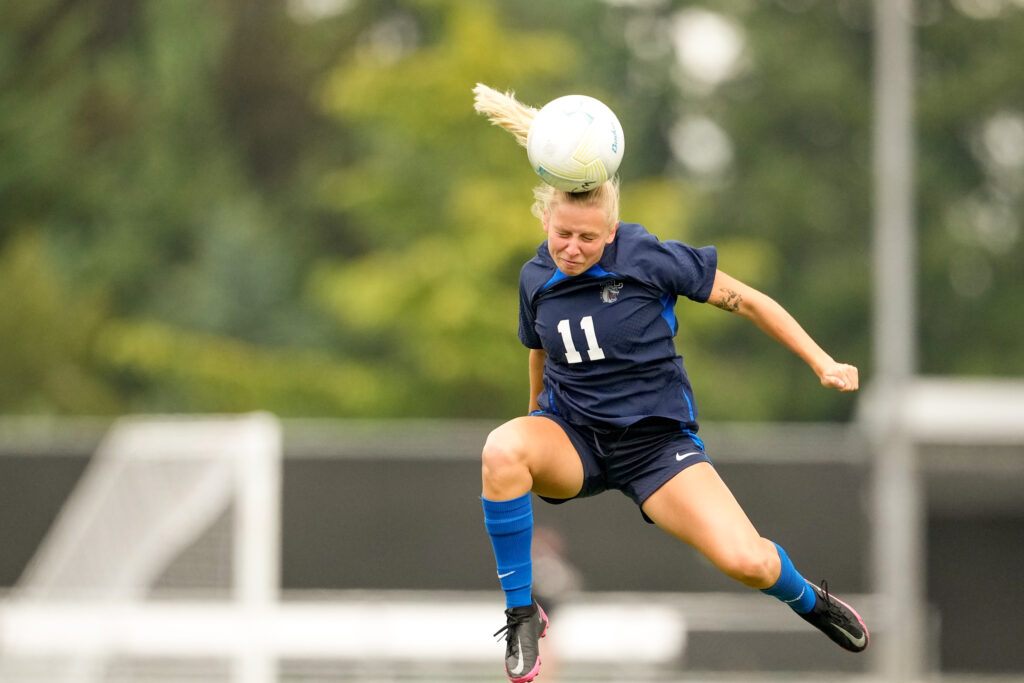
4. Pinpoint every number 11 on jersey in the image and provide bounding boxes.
[556,316,606,363]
